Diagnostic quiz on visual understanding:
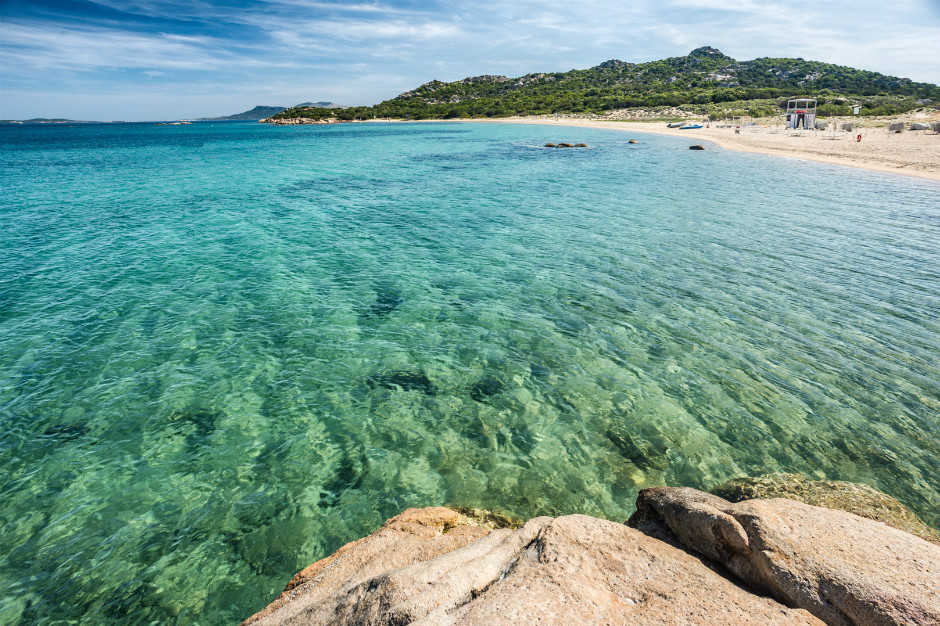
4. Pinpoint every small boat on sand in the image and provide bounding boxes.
[666,121,685,128]
[679,123,704,129]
